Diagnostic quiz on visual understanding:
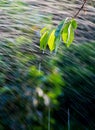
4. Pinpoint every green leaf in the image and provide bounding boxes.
[71,19,78,29]
[54,36,61,53]
[40,31,49,50]
[55,18,69,38]
[62,22,74,47]
[61,23,69,44]
[55,20,65,37]
[67,24,74,47]
[40,26,48,36]
[48,29,55,51]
